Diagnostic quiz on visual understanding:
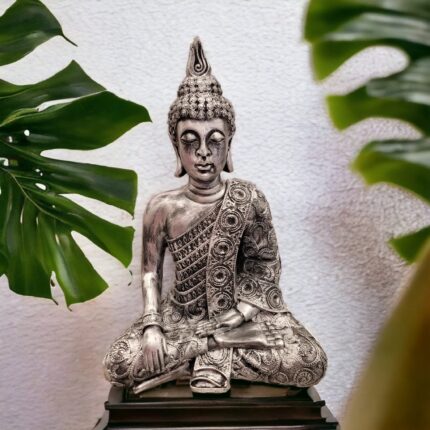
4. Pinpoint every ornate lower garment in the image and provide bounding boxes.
[104,179,327,390]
